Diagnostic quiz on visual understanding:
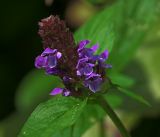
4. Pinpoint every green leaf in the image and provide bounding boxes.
[69,94,122,137]
[18,96,87,137]
[74,1,120,53]
[51,128,72,137]
[109,0,157,71]
[108,72,135,88]
[15,69,63,112]
[118,87,151,107]
[75,0,157,72]
[72,104,105,137]
[51,103,105,137]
